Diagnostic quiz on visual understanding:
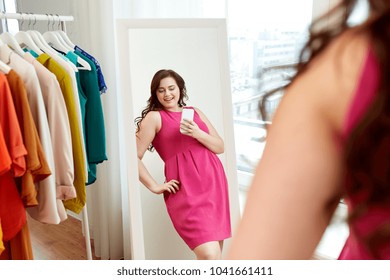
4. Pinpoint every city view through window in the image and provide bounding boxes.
[228,0,313,184]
